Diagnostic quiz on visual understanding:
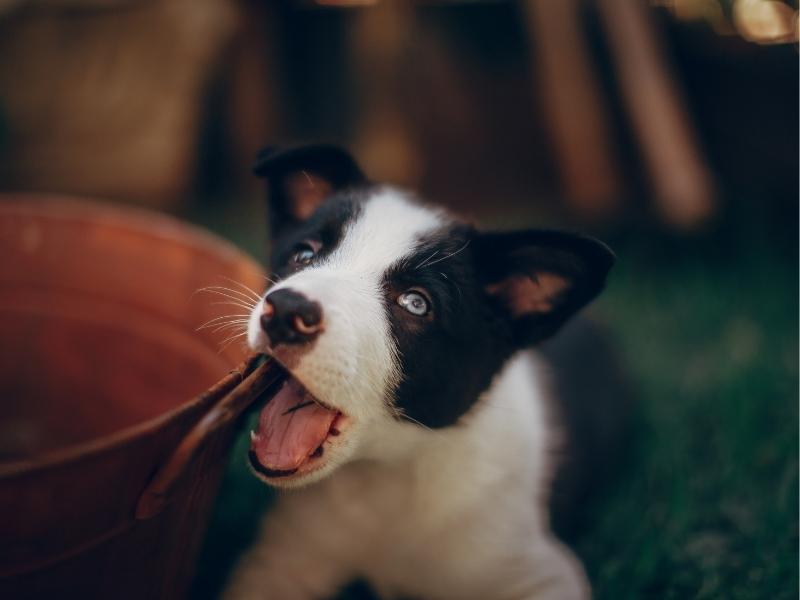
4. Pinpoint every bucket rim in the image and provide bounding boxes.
[0,194,265,479]
[0,193,262,268]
